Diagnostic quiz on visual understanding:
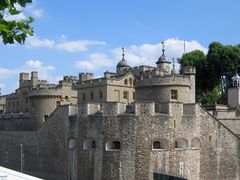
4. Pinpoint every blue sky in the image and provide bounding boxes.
[1,0,240,94]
